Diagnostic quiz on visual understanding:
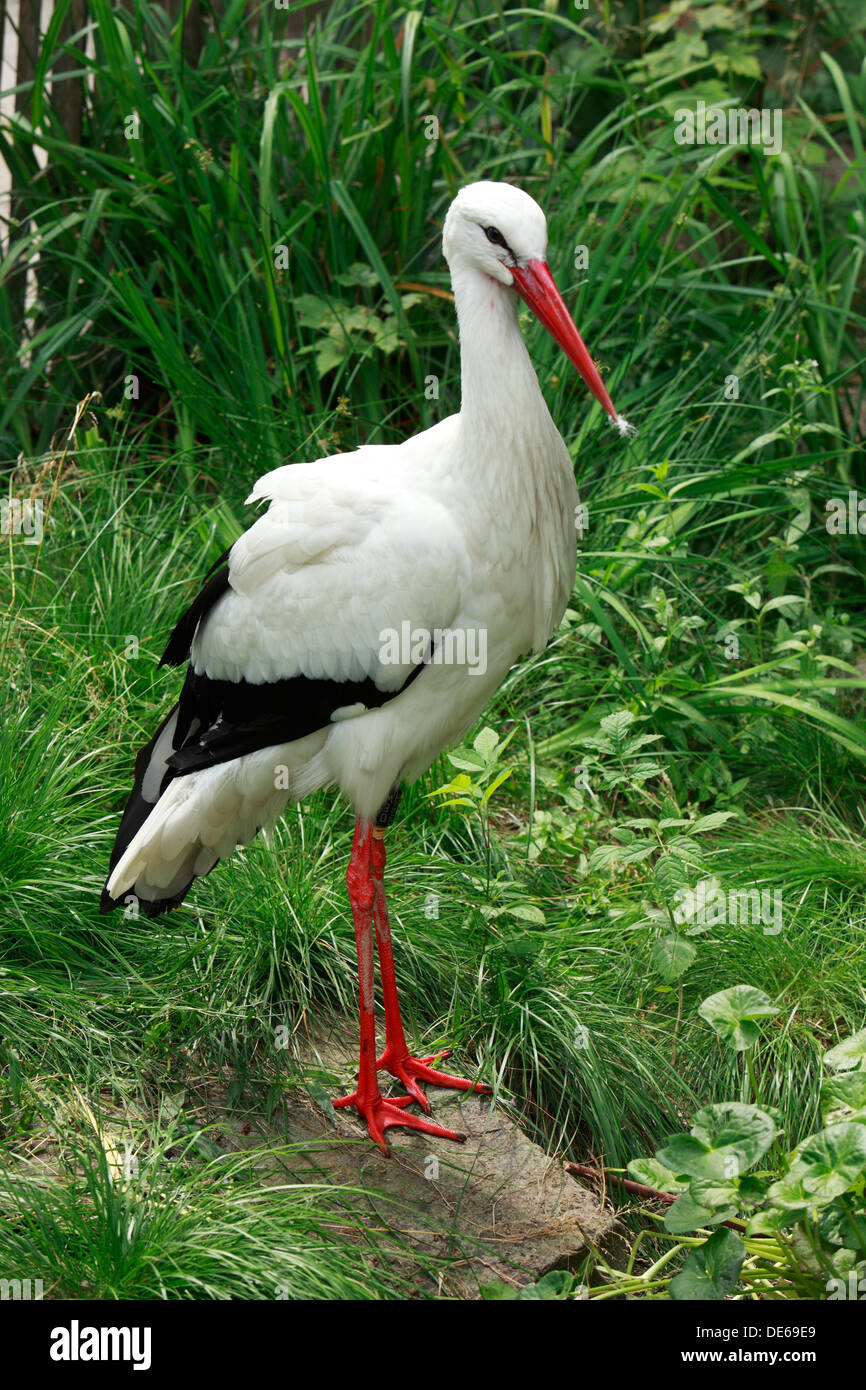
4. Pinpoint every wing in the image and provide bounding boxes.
[157,431,471,774]
[188,442,470,688]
